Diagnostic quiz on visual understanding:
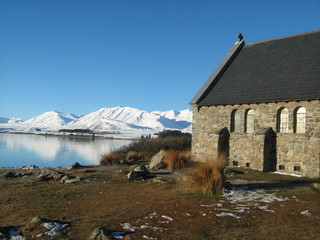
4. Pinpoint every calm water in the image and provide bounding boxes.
[0,133,133,168]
